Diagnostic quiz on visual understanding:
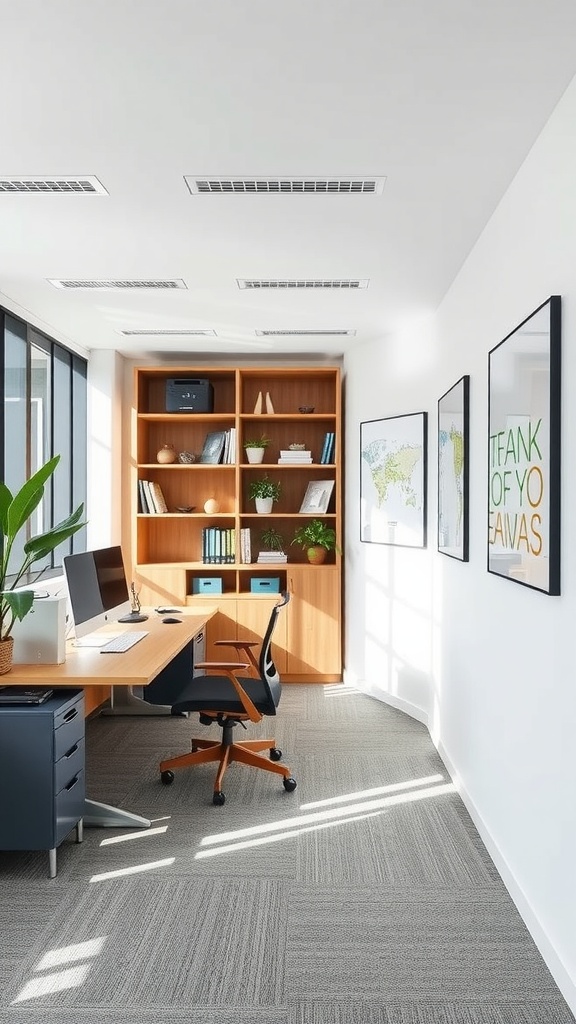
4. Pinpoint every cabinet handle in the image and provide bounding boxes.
[65,774,81,791]
[64,743,79,759]
[62,708,78,723]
